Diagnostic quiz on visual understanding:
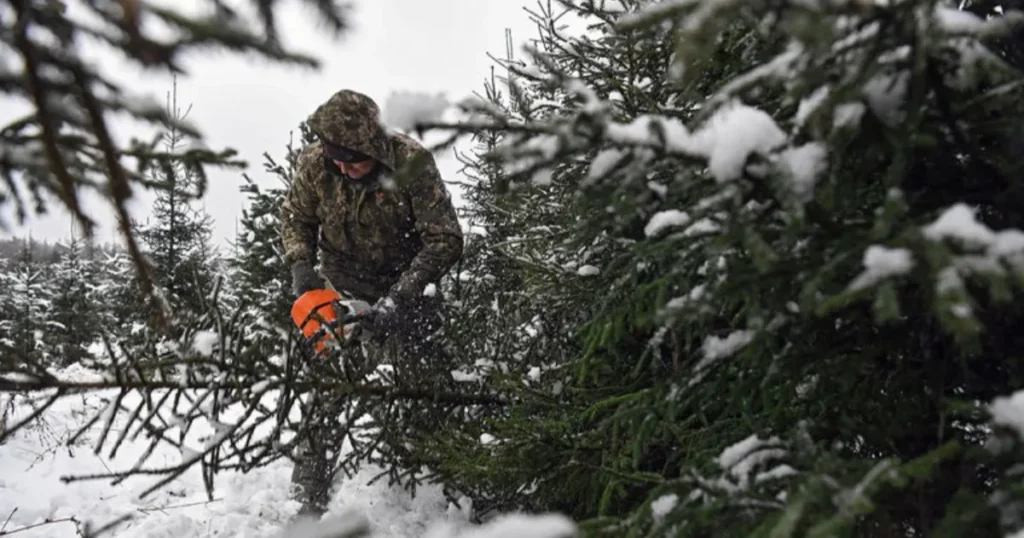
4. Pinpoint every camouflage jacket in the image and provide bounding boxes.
[280,132,464,303]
